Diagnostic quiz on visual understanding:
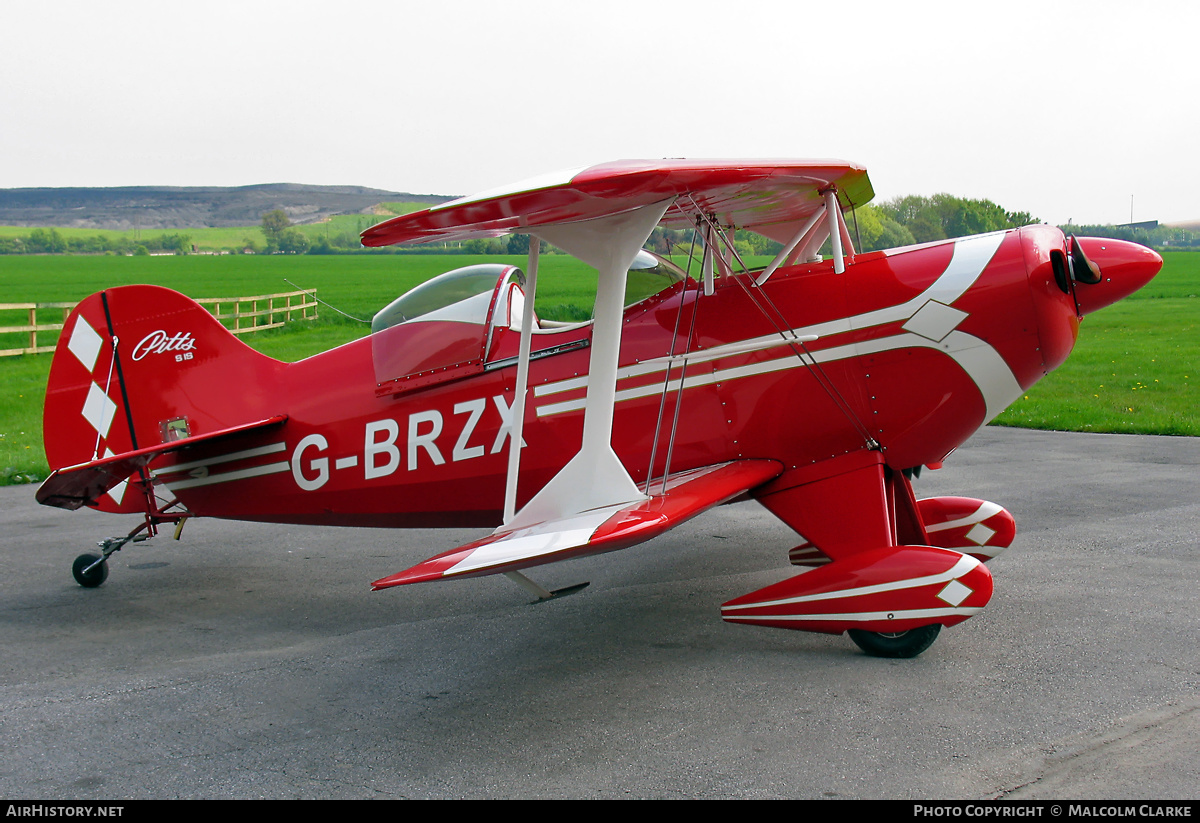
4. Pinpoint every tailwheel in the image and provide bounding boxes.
[72,553,109,588]
[69,507,189,588]
[847,624,941,658]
